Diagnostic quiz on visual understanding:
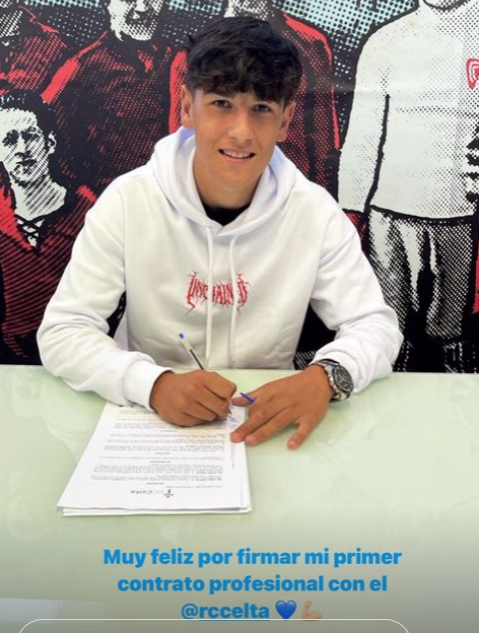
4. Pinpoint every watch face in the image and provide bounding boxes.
[332,365,353,394]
